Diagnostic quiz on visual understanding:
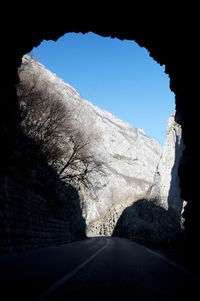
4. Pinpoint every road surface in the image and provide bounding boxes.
[0,237,199,300]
